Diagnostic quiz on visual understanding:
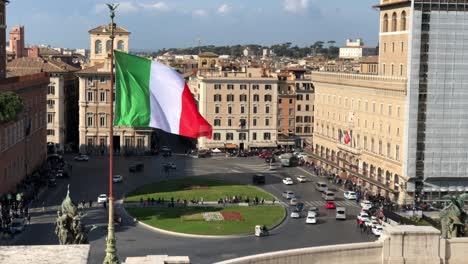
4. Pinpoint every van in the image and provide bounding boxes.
[336,207,346,220]
[315,182,328,192]
[322,191,335,201]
